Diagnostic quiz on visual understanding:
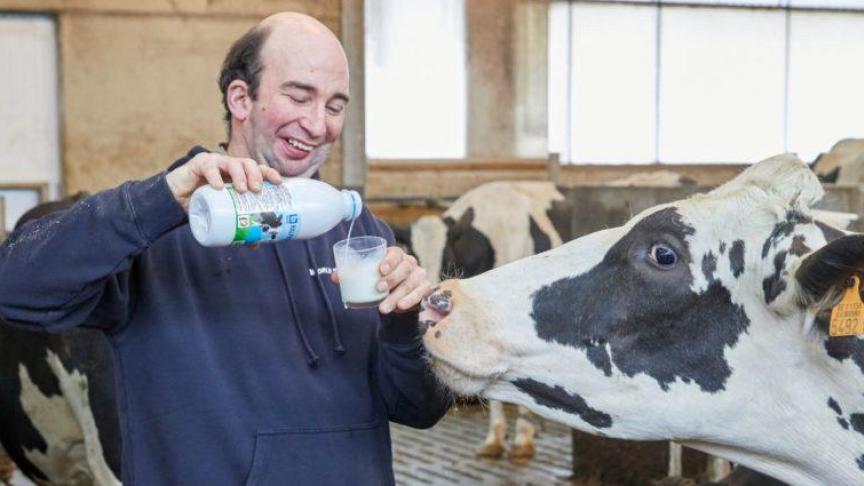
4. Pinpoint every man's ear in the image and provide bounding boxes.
[226,79,252,122]
[795,234,864,306]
